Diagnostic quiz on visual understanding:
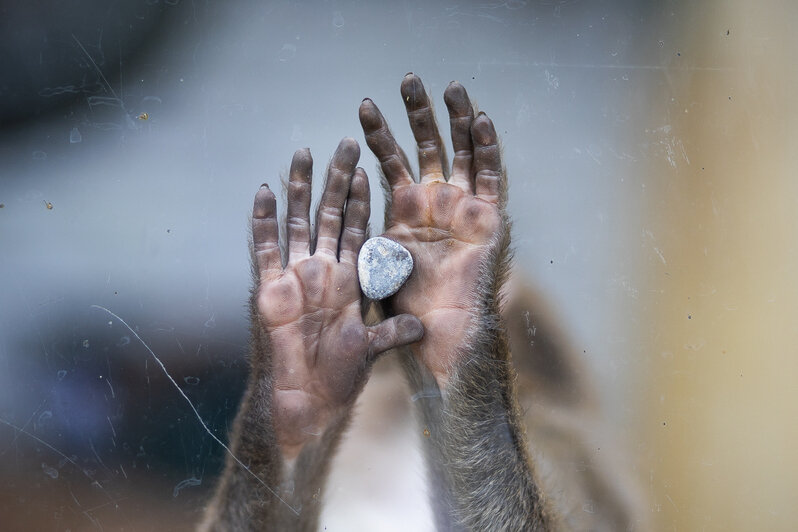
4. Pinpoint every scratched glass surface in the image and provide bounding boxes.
[1,1,796,530]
